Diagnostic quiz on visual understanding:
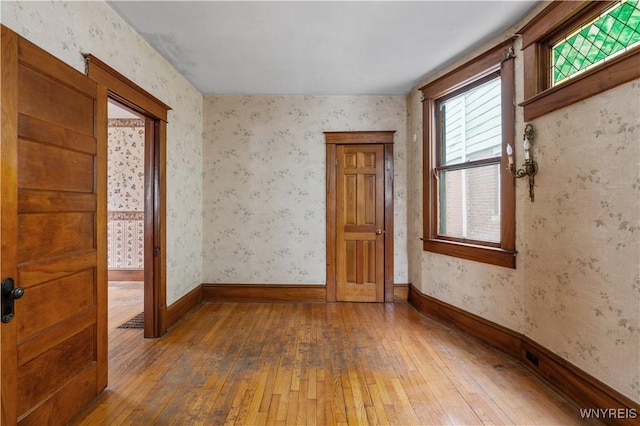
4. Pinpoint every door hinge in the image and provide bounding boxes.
[154,246,160,256]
